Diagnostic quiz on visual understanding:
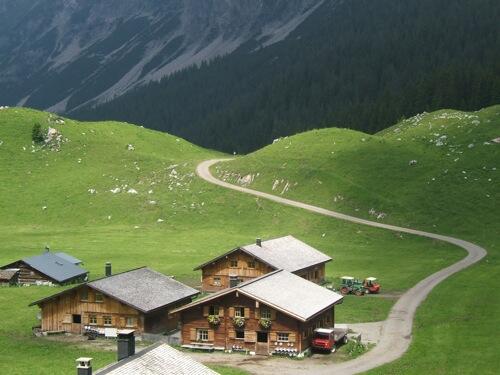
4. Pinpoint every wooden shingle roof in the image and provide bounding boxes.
[194,235,332,272]
[95,343,219,375]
